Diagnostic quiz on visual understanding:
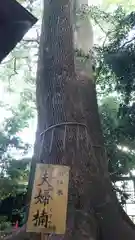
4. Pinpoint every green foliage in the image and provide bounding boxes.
[88,6,135,206]
[88,5,135,181]
[0,104,32,199]
[0,216,11,231]
[0,0,38,226]
[99,97,135,179]
[102,0,135,13]
[94,8,135,105]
